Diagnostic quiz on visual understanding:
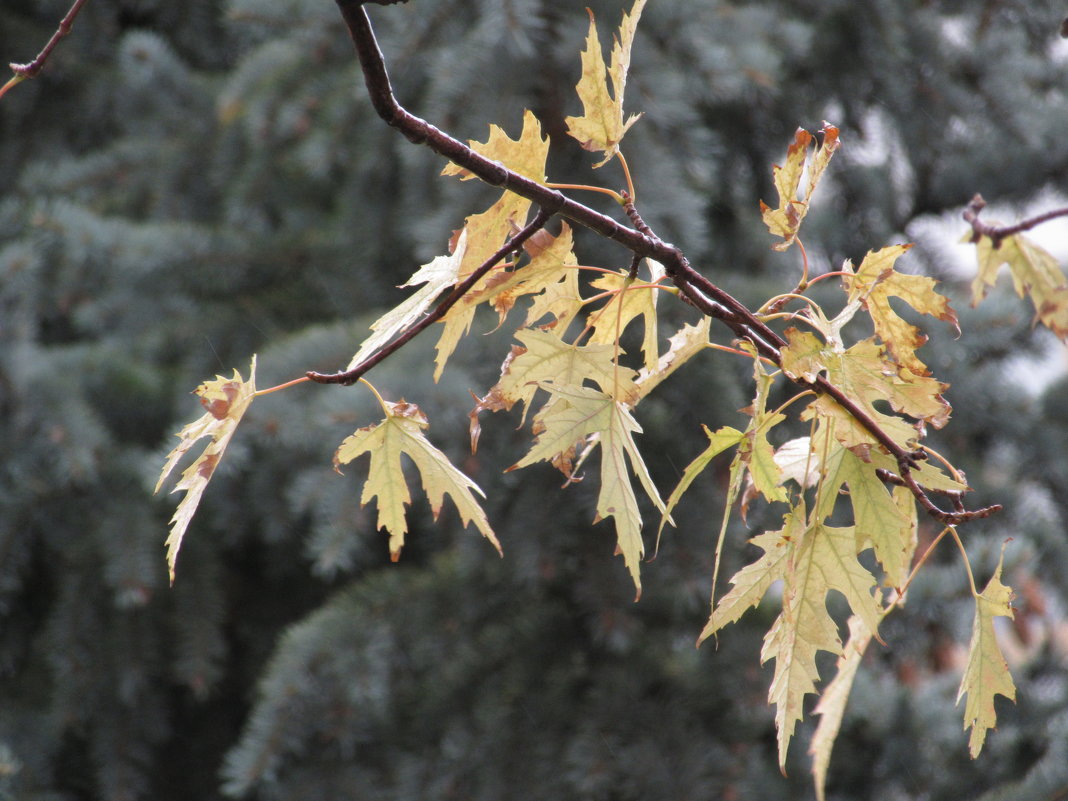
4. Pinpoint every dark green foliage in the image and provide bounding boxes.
[2,1,1067,799]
